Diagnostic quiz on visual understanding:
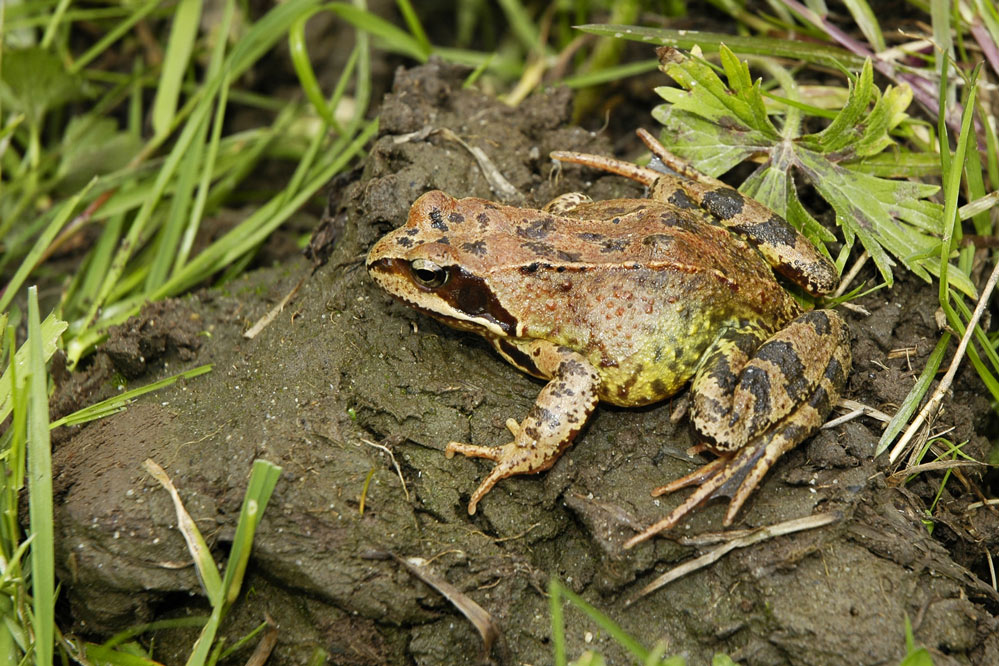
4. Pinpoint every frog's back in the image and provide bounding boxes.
[474,200,797,405]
